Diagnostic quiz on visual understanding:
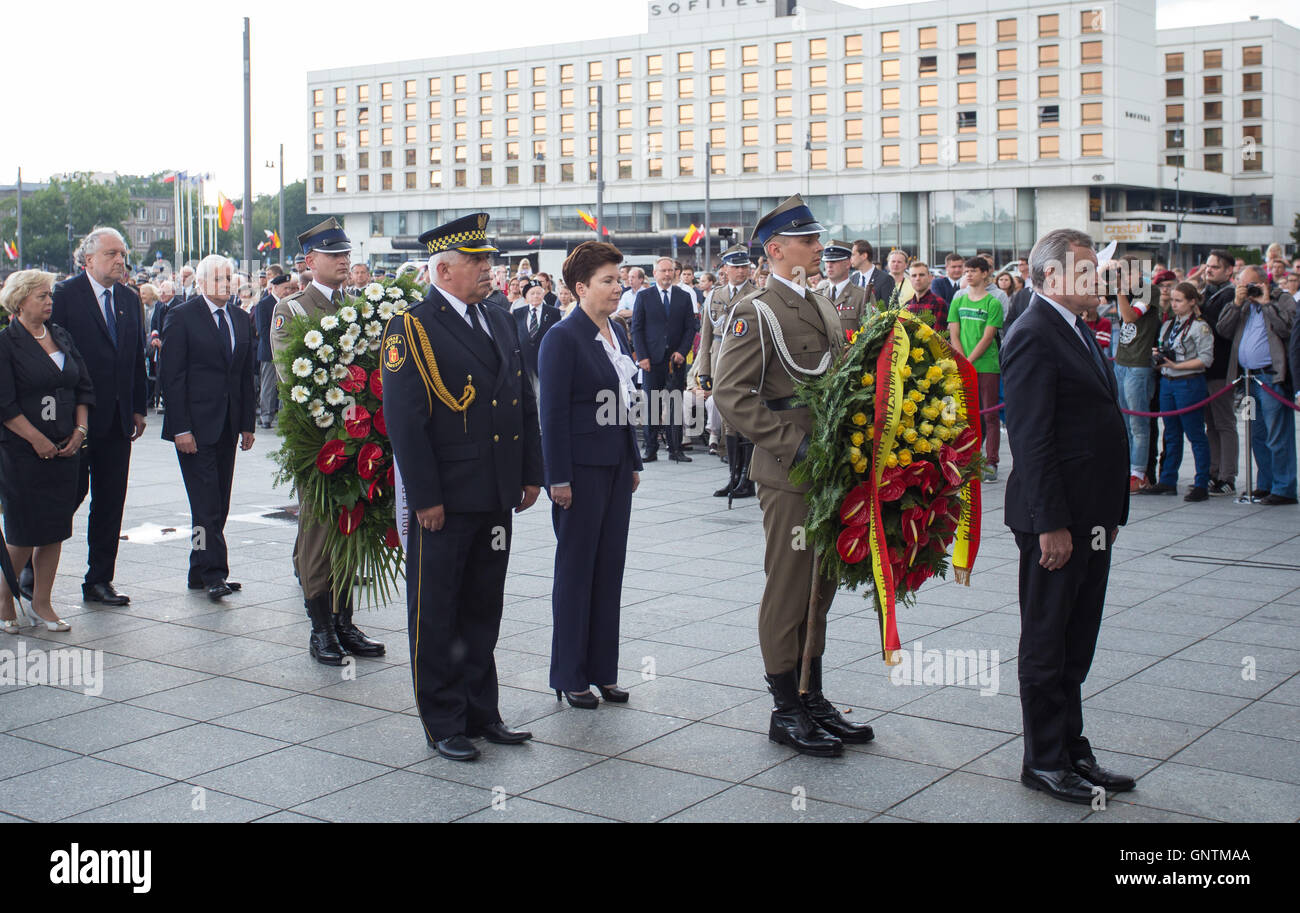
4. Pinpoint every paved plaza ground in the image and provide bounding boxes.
[0,415,1297,823]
